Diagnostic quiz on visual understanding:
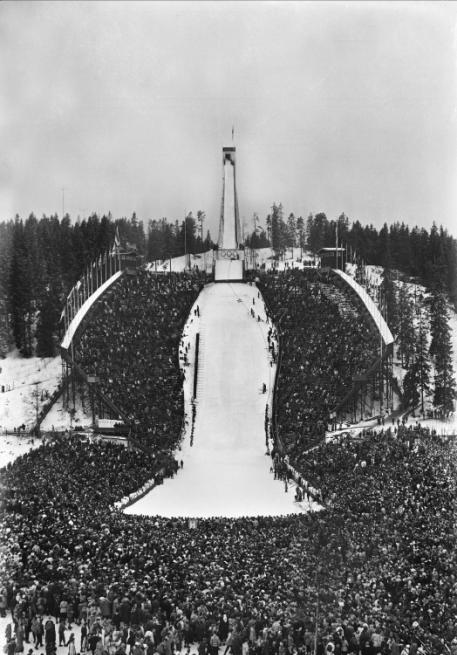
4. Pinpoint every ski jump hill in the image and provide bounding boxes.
[54,145,393,517]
